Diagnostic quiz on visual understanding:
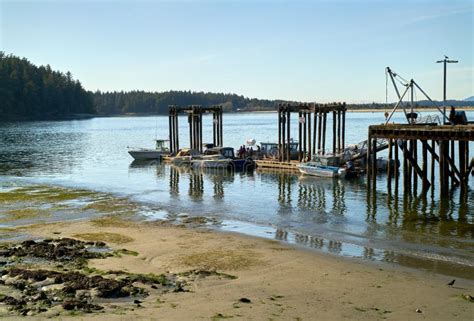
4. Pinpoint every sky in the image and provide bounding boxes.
[1,0,472,103]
